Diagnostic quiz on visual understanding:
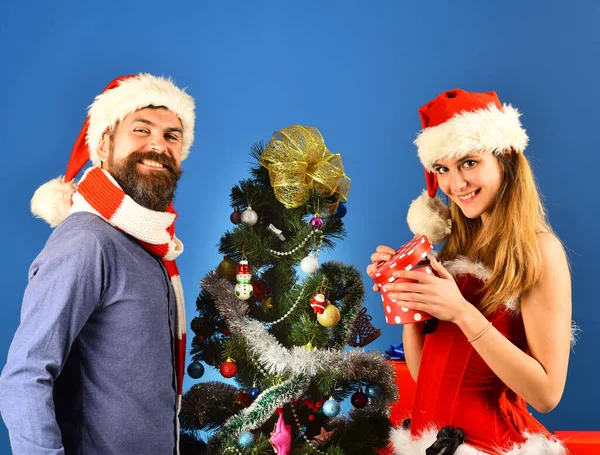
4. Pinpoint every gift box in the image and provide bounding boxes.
[368,234,435,325]
[553,431,600,455]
